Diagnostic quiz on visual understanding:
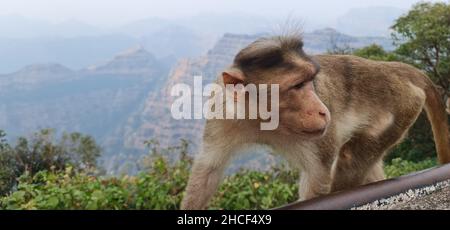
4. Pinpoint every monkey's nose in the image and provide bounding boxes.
[306,111,327,117]
[318,110,331,124]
